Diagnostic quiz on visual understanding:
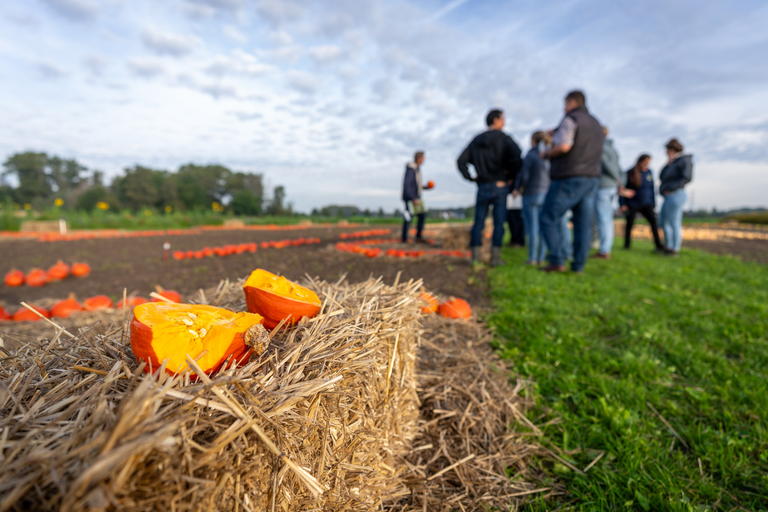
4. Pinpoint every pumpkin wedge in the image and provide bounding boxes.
[131,302,269,376]
[243,269,321,329]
